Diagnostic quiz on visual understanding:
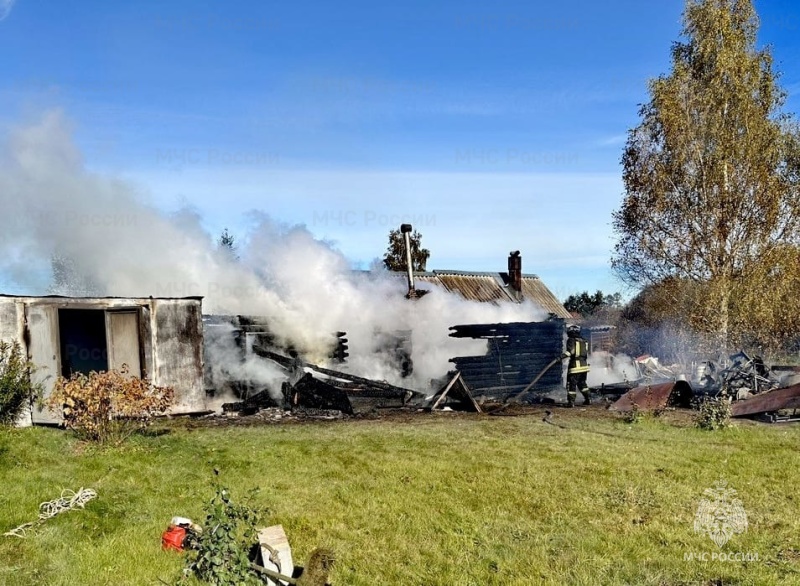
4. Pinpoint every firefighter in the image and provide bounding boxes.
[562,324,591,407]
